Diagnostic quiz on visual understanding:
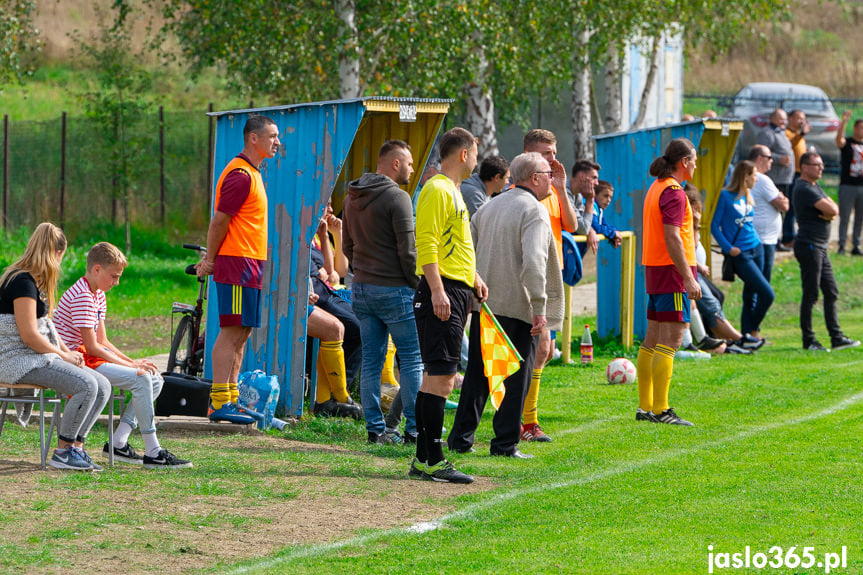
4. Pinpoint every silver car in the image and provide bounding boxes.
[726,82,841,169]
